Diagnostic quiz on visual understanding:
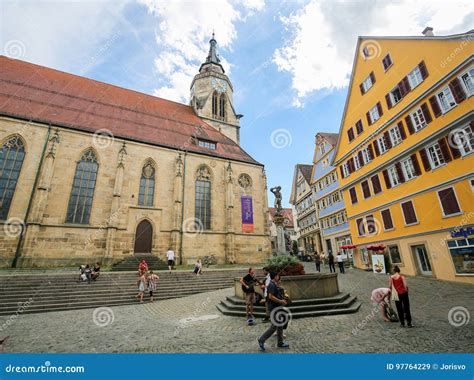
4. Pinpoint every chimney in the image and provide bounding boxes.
[422,27,434,37]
